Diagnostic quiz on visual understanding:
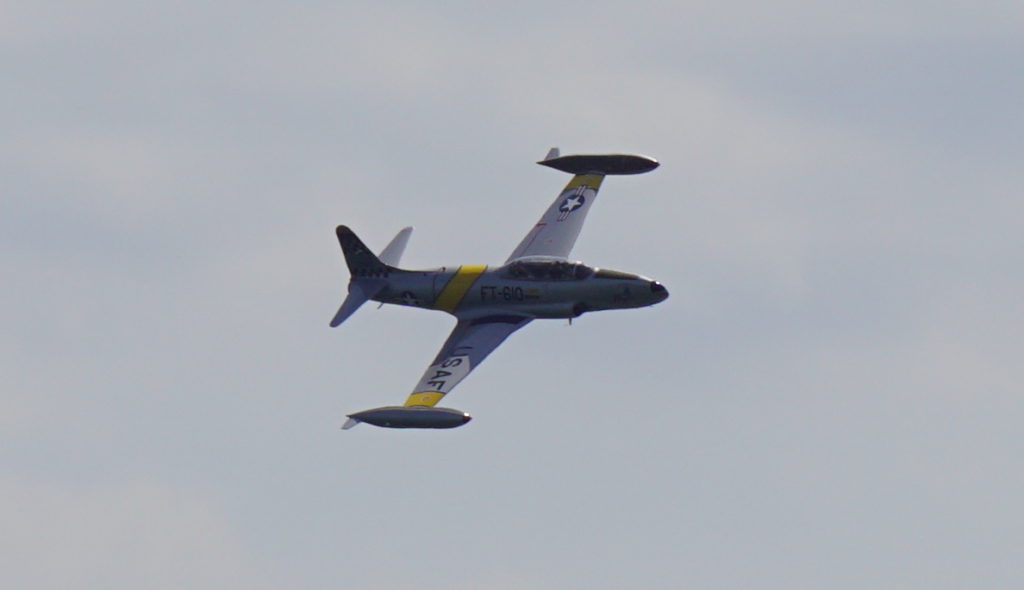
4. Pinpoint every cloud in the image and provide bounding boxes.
[3,2,1024,589]
[0,478,264,590]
